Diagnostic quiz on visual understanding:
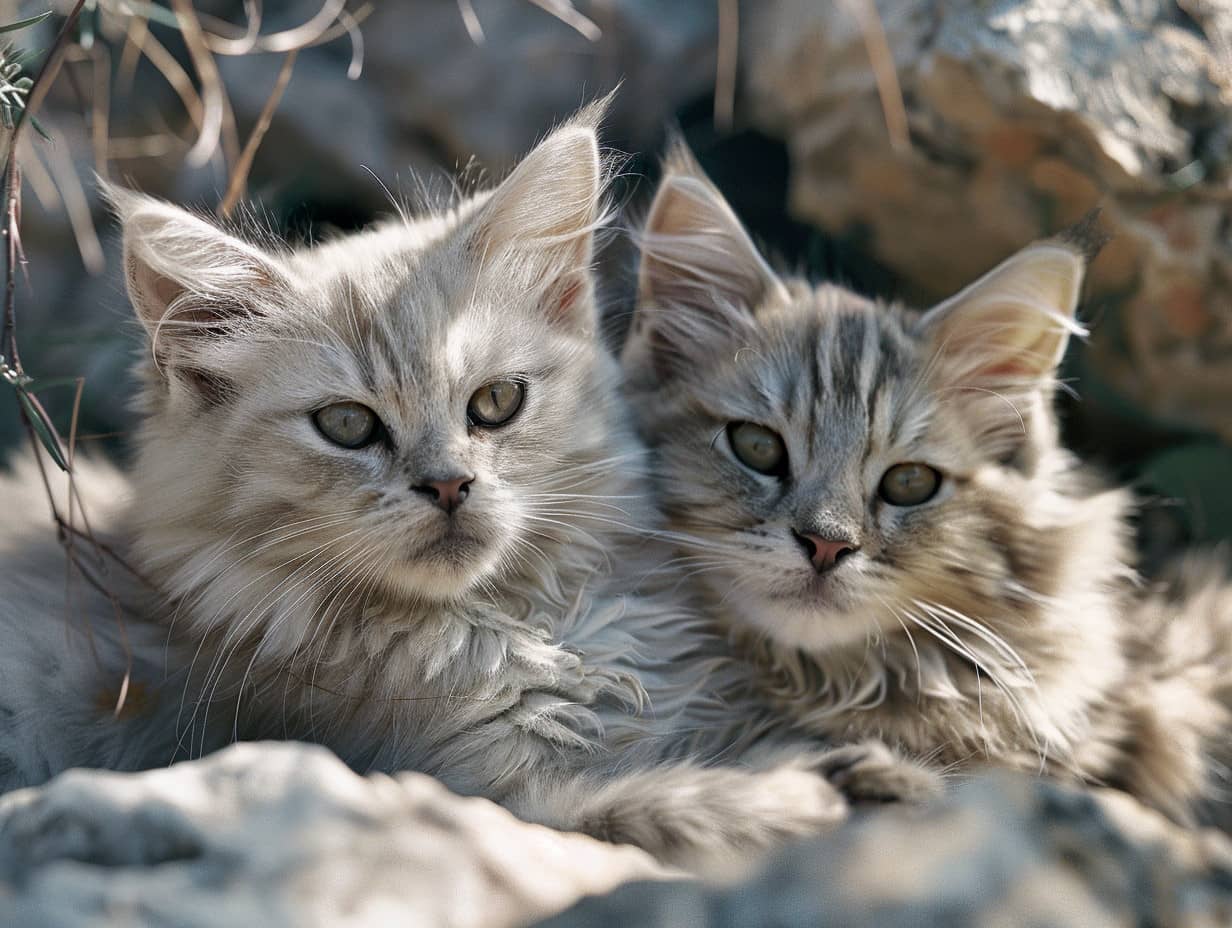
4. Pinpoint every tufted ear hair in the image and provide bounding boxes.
[624,143,787,381]
[107,183,290,401]
[917,240,1087,388]
[467,99,608,334]
[915,236,1092,467]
